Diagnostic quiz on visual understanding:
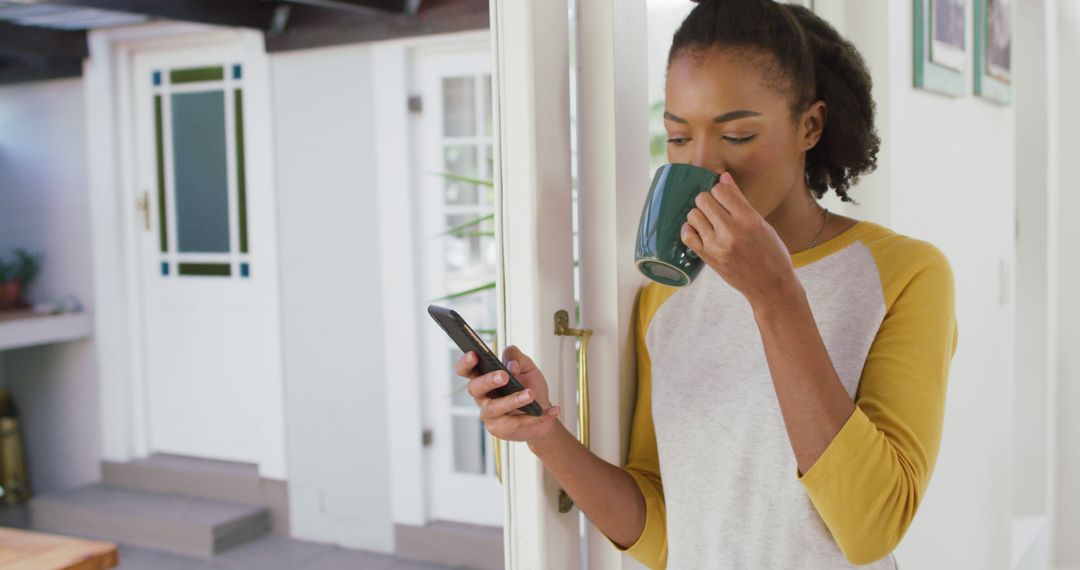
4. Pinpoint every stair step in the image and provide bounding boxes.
[102,454,262,503]
[102,454,289,535]
[29,484,270,558]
